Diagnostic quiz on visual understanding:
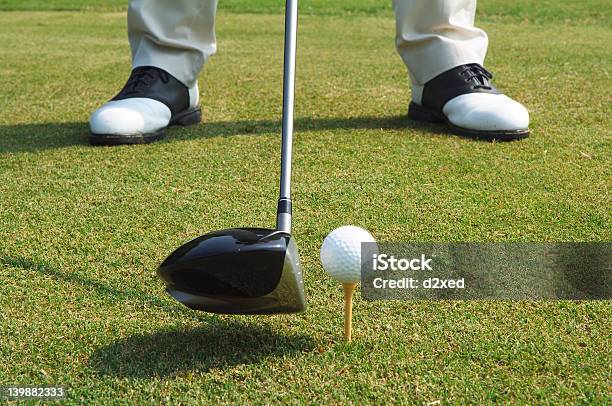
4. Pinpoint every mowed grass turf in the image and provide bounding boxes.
[0,1,610,404]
